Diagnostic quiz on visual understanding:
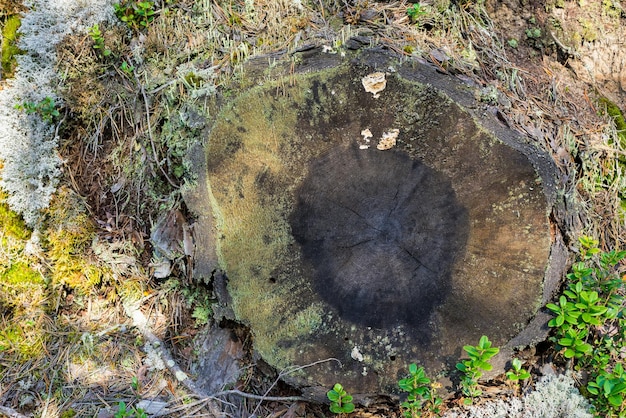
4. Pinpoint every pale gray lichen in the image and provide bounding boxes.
[143,342,166,371]
[0,0,116,225]
[443,373,592,418]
